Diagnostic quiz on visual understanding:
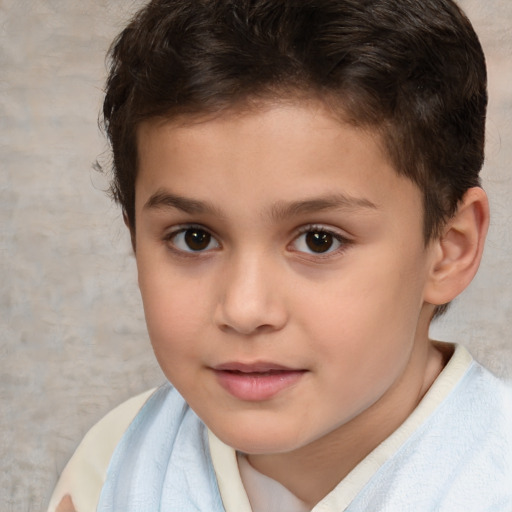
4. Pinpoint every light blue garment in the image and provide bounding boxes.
[97,385,225,512]
[98,362,512,512]
[347,362,512,512]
